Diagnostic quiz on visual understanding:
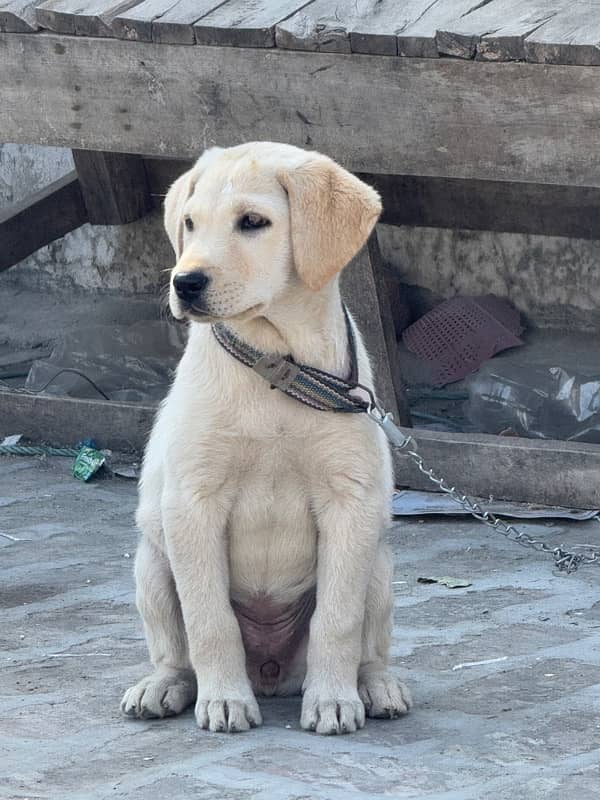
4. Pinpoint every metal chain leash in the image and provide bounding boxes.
[367,405,600,574]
